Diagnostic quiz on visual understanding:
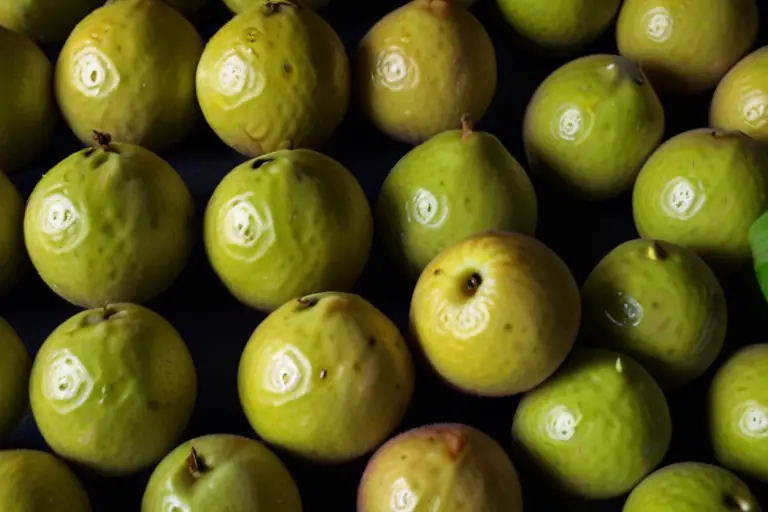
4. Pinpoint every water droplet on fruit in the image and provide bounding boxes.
[43,349,94,414]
